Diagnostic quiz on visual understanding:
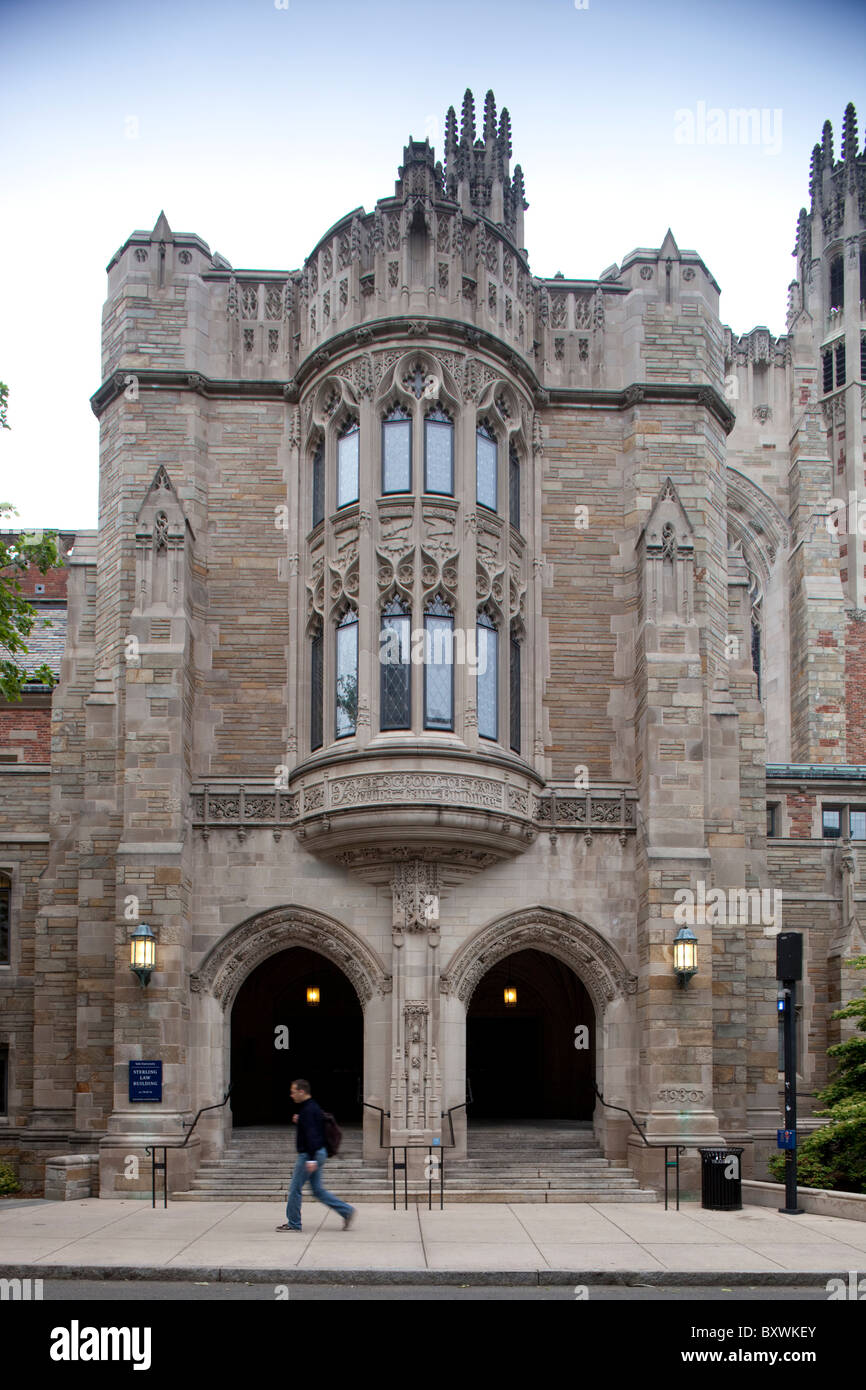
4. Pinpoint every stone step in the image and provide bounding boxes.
[188,1177,644,1192]
[180,1125,659,1204]
[173,1188,658,1204]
